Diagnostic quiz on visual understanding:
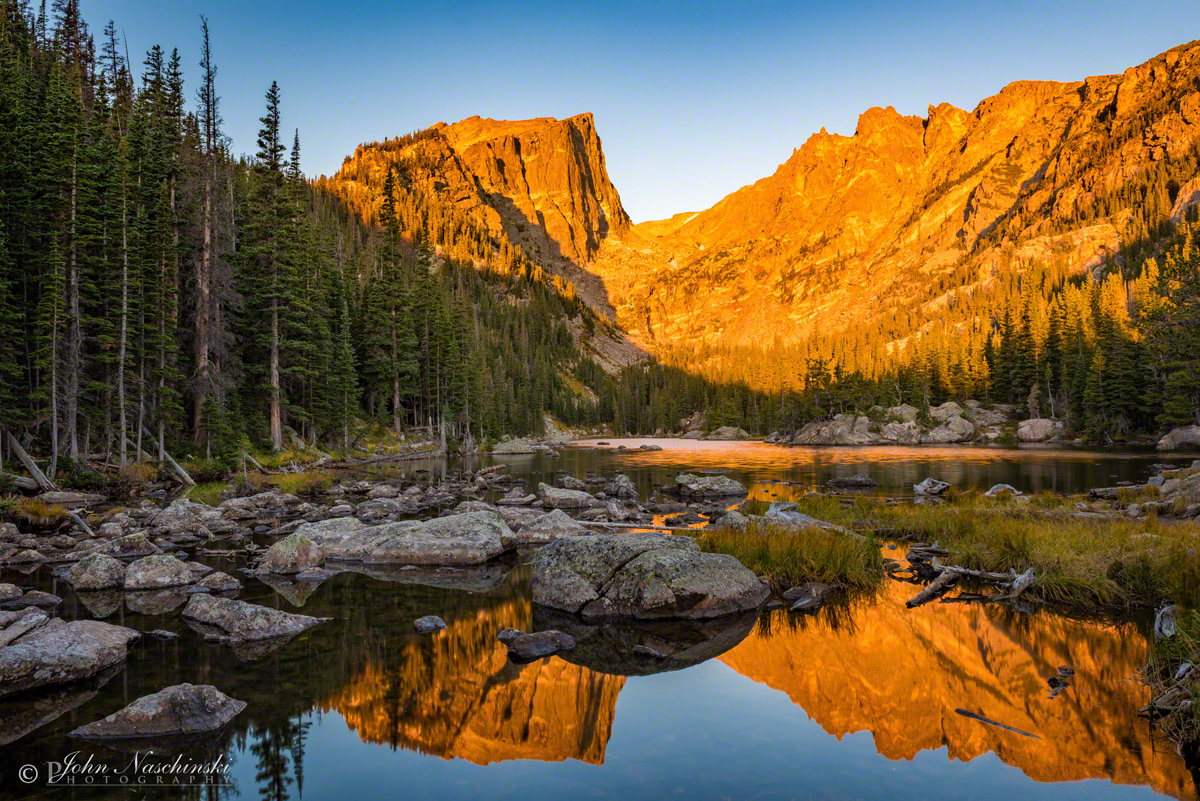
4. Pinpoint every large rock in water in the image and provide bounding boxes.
[65,553,126,590]
[0,615,140,698]
[532,533,768,620]
[182,594,327,643]
[256,532,324,574]
[673,473,748,499]
[124,554,195,590]
[70,684,246,739]
[297,510,514,565]
[702,426,750,441]
[538,482,595,509]
[1018,417,1063,442]
[1159,426,1200,451]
